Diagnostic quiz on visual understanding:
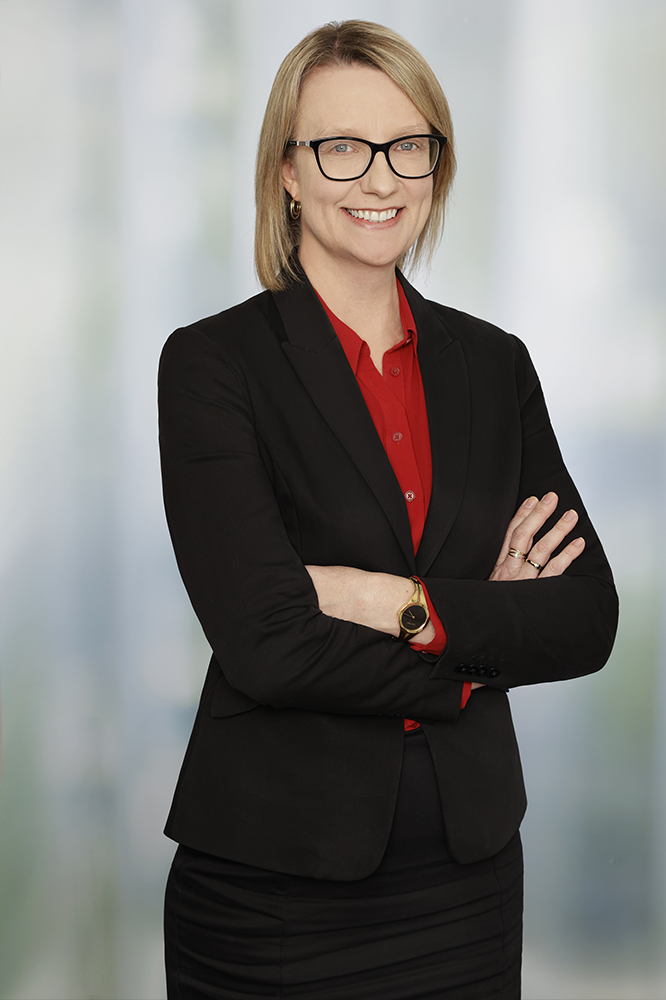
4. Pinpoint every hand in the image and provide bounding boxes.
[490,492,585,582]
[304,565,436,644]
